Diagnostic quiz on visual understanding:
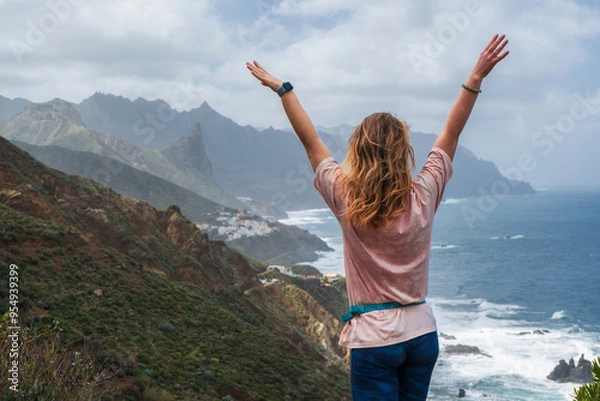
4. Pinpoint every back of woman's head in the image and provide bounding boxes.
[341,112,415,229]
